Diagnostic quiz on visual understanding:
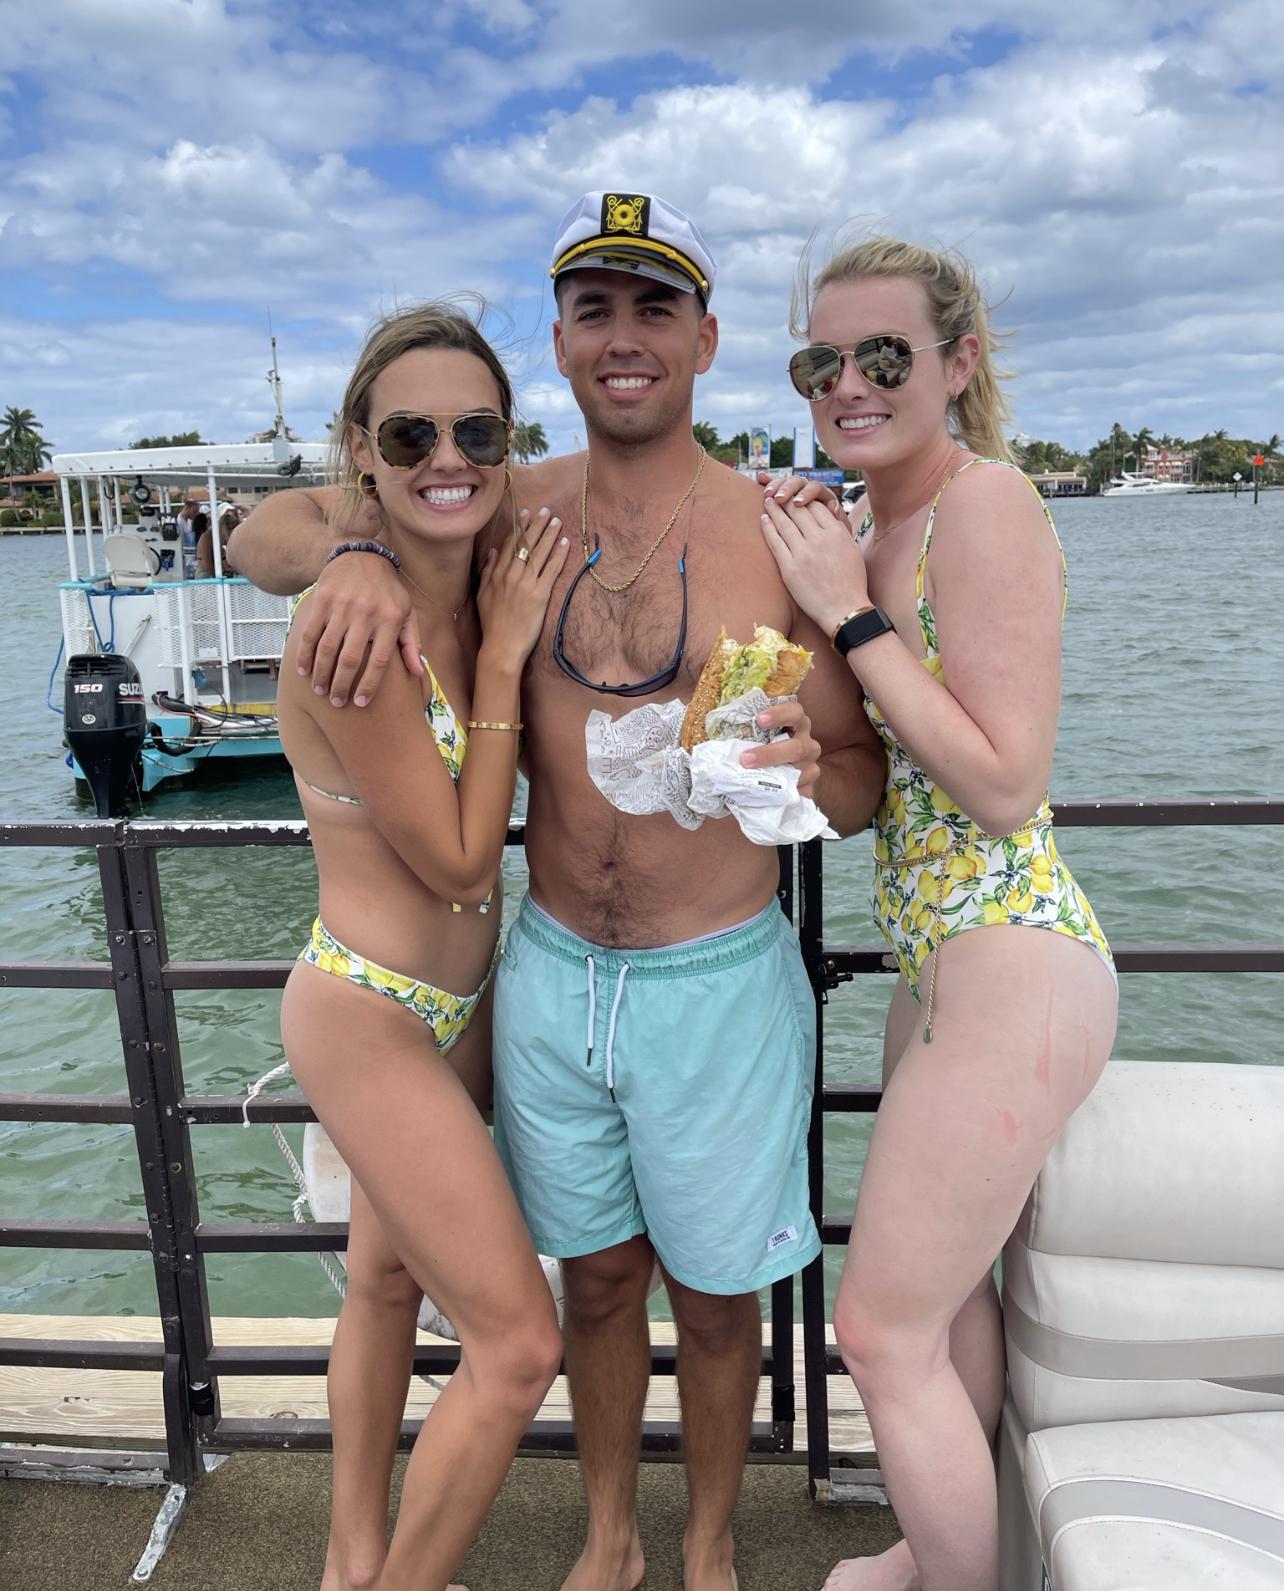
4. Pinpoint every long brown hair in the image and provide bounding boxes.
[330,300,517,534]
[793,234,1014,462]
